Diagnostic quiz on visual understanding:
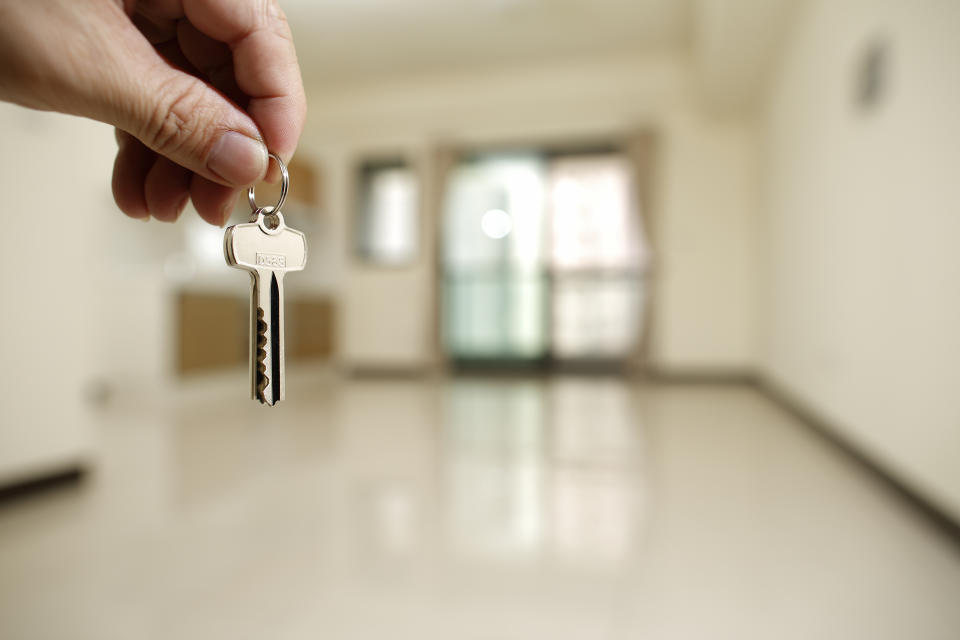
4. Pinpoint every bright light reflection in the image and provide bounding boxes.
[480,208,513,239]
